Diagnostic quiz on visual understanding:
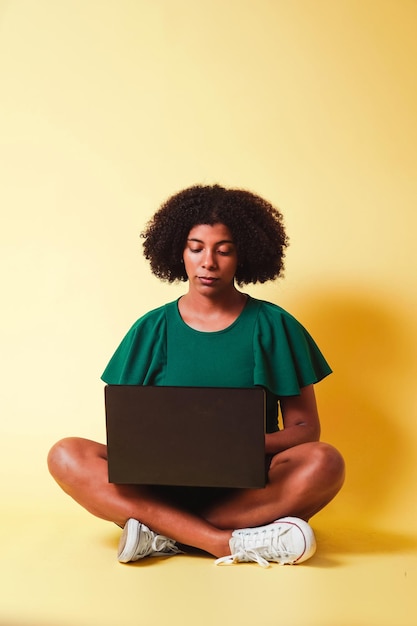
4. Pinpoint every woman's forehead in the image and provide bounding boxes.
[187,223,234,242]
